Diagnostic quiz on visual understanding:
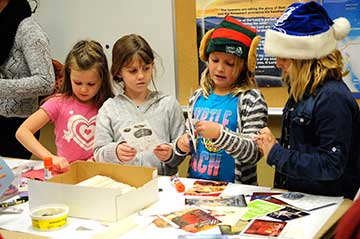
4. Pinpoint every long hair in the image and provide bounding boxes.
[60,40,113,108]
[111,34,158,91]
[200,56,257,98]
[289,50,346,102]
